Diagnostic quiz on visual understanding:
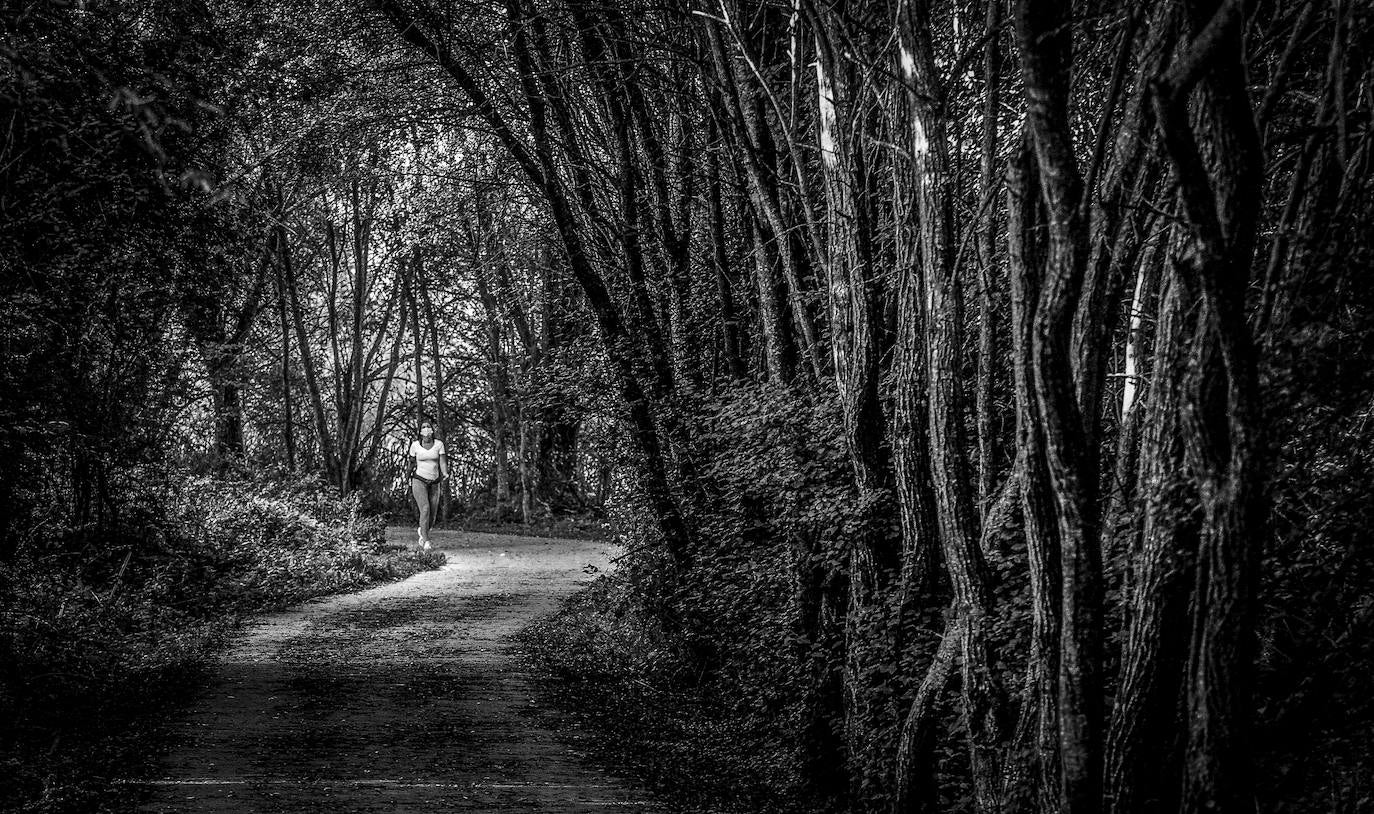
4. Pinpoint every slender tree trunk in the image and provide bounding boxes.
[475,260,511,507]
[975,0,1004,512]
[1153,3,1265,809]
[342,180,372,490]
[275,238,297,472]
[894,614,961,814]
[813,9,903,803]
[1109,4,1266,810]
[894,3,1004,808]
[1104,266,1196,814]
[1007,128,1067,813]
[409,247,425,433]
[518,404,533,522]
[1102,238,1164,587]
[707,116,746,379]
[1017,4,1104,809]
[889,6,964,810]
[748,210,795,383]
